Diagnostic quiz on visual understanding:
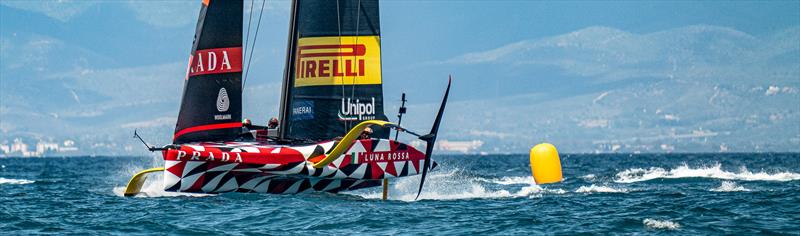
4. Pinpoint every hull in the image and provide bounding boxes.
[162,138,432,194]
